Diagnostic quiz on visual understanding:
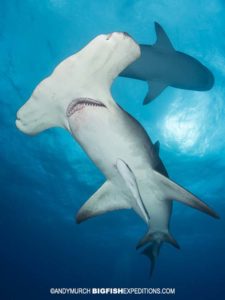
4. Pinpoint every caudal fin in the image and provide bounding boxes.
[137,230,180,277]
[136,231,180,277]
[136,230,180,250]
[141,243,161,277]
